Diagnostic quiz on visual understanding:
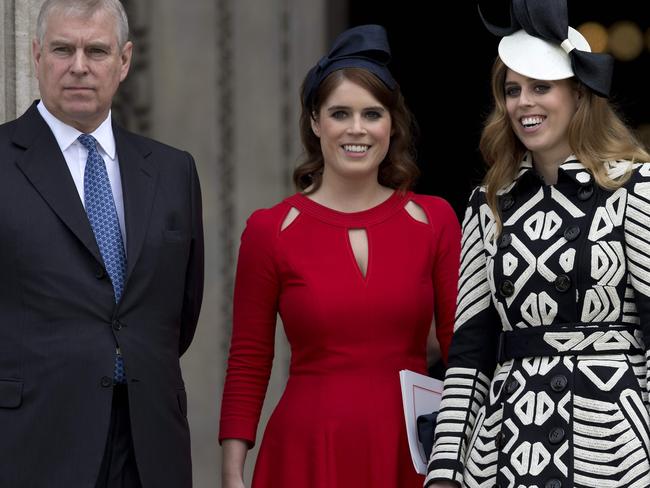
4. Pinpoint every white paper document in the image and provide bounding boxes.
[399,369,443,475]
